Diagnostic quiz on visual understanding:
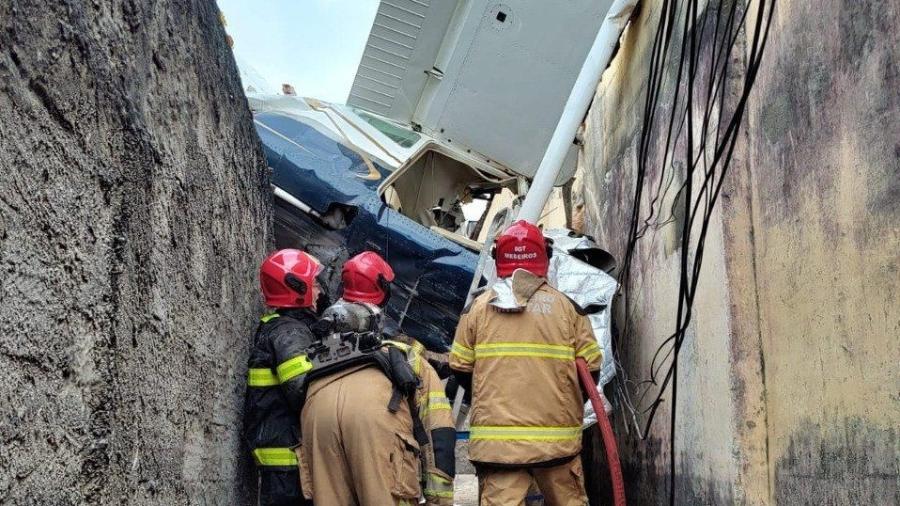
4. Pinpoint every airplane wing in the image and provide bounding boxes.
[347,0,616,182]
